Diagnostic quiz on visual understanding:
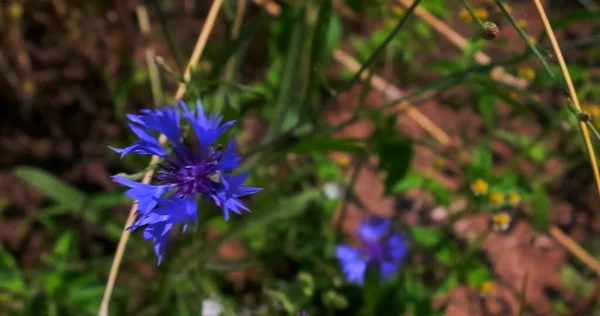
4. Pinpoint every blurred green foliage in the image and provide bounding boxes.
[4,0,600,315]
